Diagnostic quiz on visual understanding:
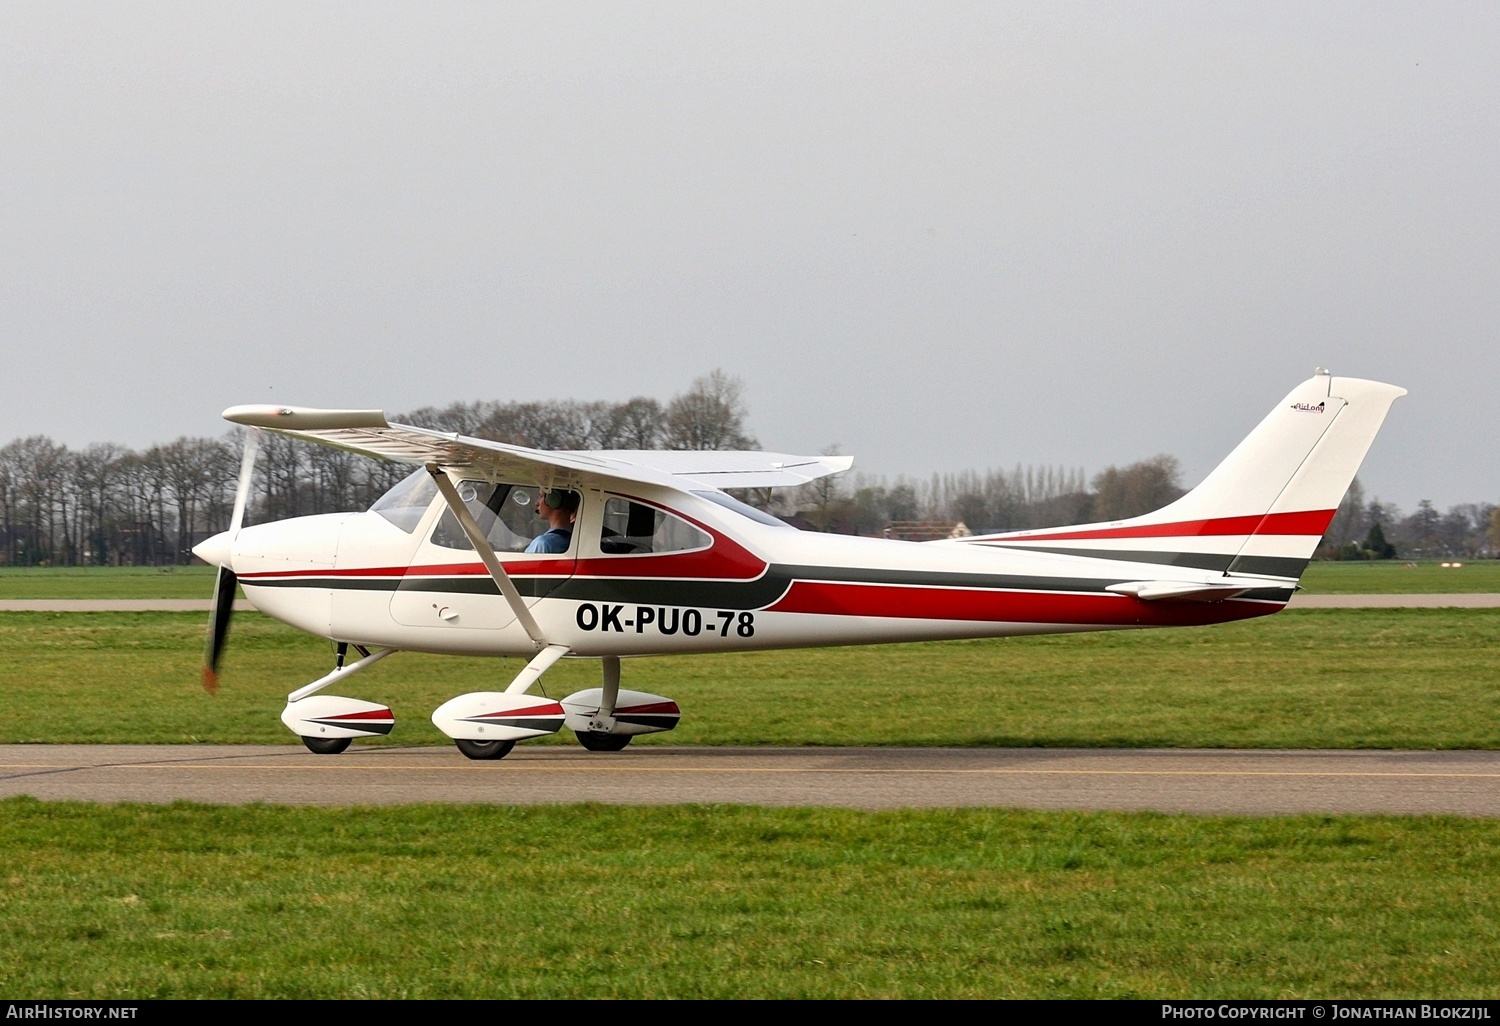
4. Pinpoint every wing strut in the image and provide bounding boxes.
[425,464,548,648]
[504,643,571,695]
